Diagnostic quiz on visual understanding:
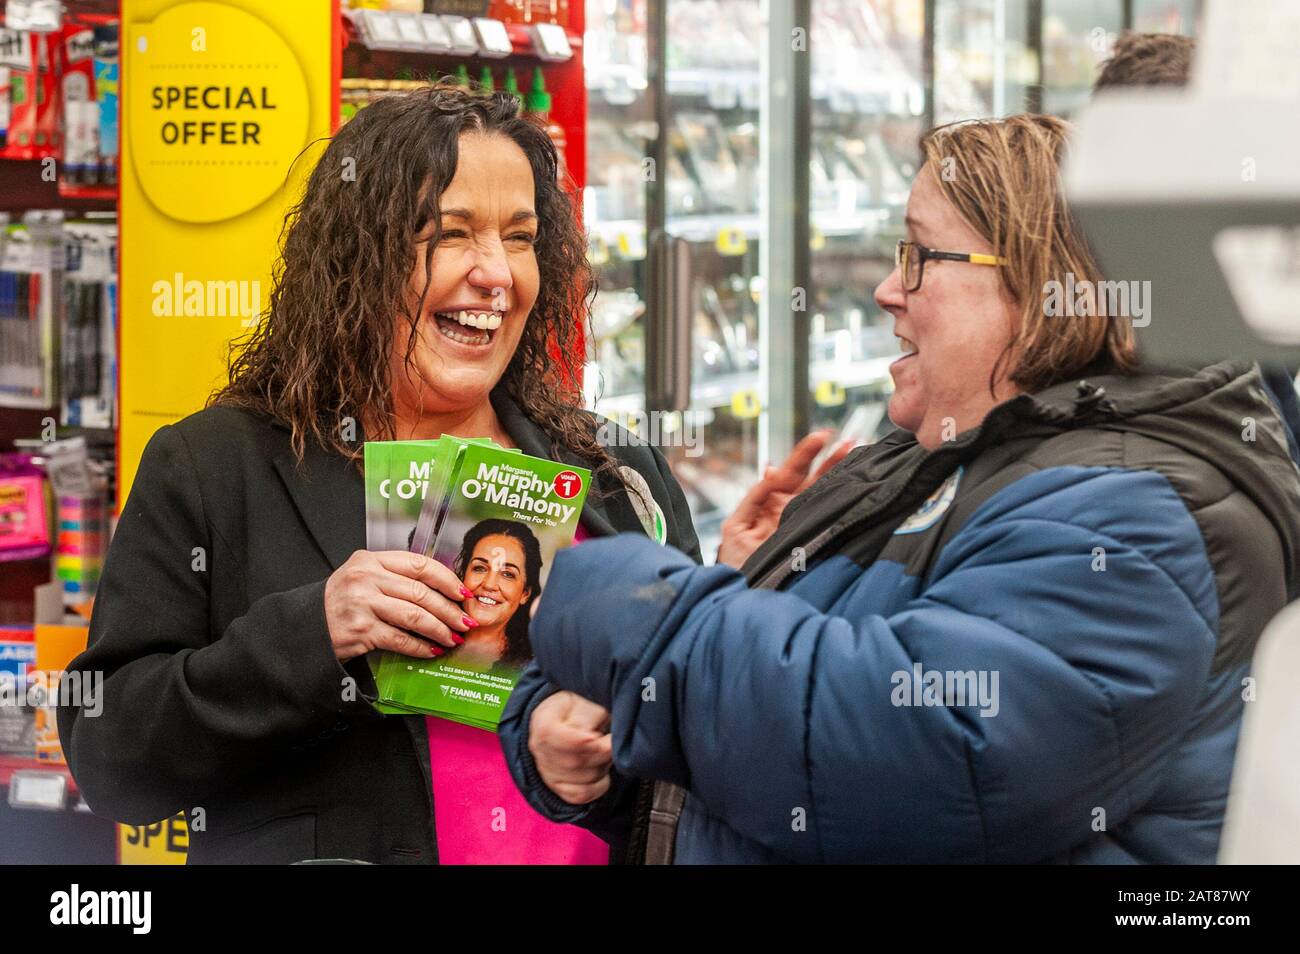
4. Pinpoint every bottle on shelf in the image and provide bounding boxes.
[502,67,524,109]
[452,63,472,89]
[525,67,567,181]
[477,66,495,95]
